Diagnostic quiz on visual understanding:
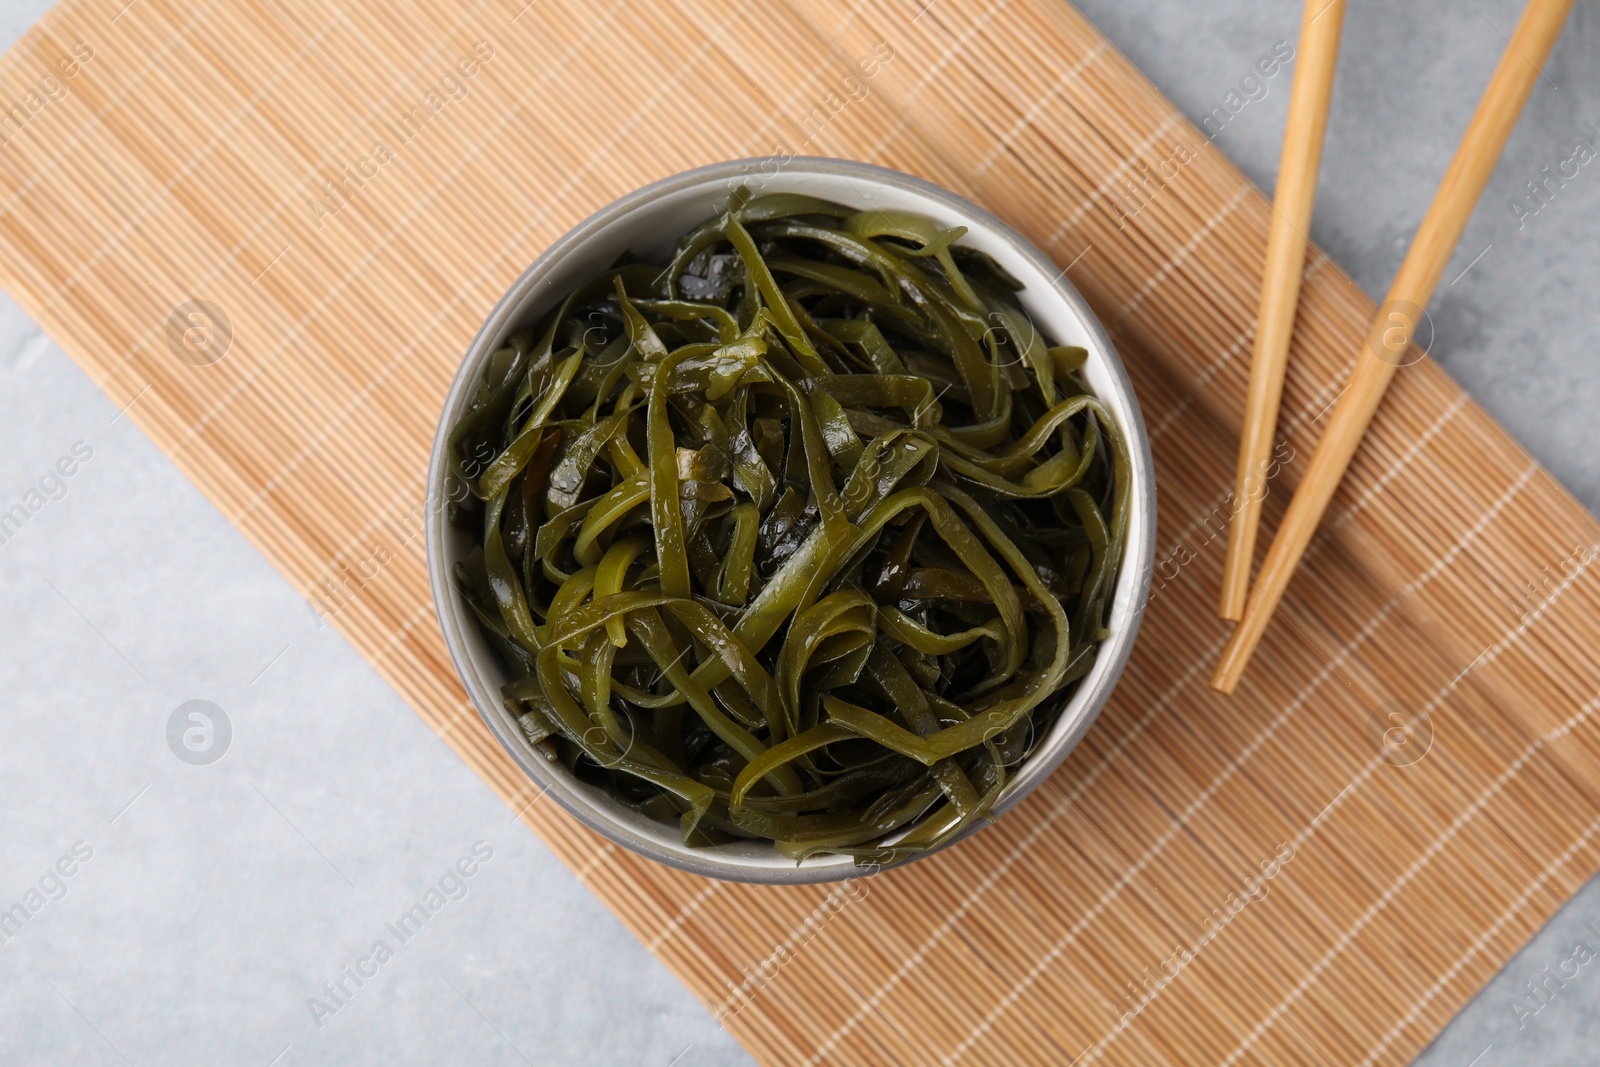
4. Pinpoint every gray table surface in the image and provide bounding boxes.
[2,1,1596,1064]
